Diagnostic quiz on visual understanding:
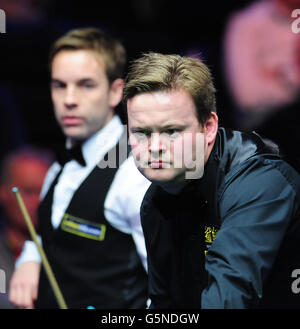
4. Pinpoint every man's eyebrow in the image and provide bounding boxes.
[130,127,151,132]
[50,78,96,84]
[130,124,186,133]
[51,78,65,84]
[160,124,186,129]
[77,78,96,83]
